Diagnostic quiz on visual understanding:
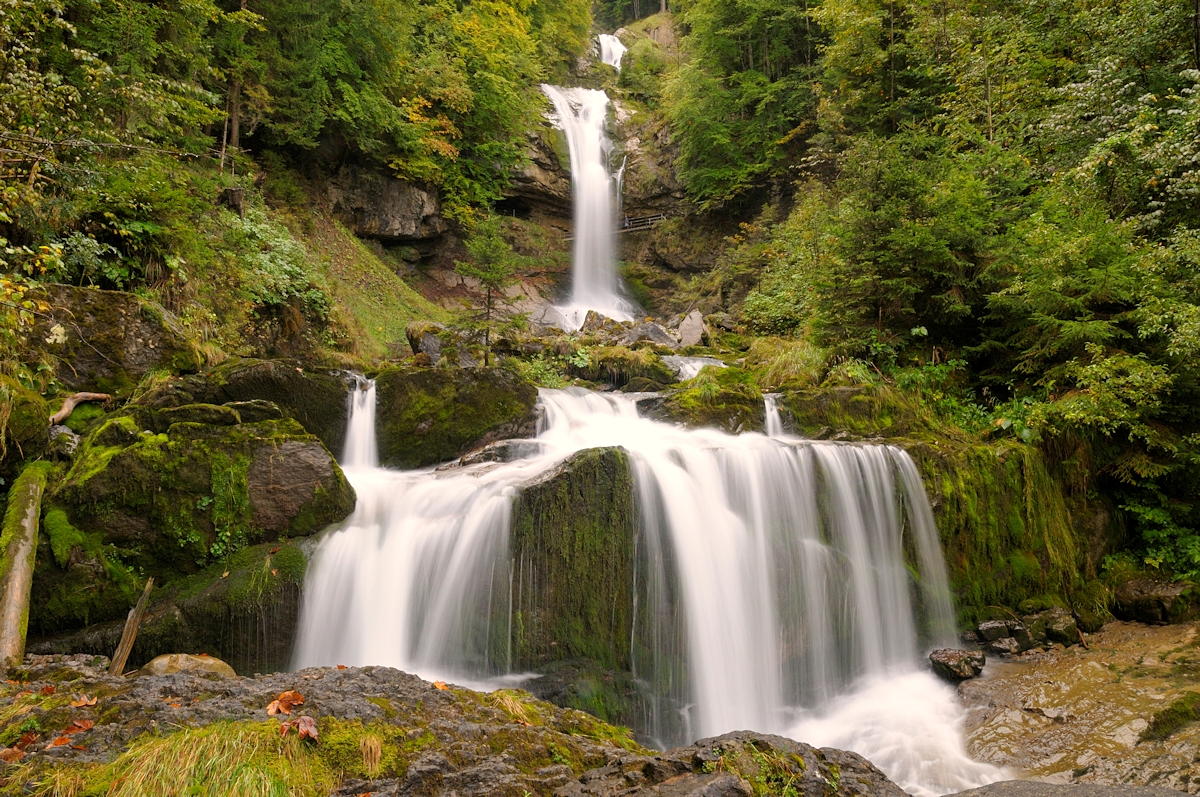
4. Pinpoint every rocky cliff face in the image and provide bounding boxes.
[326,165,447,241]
